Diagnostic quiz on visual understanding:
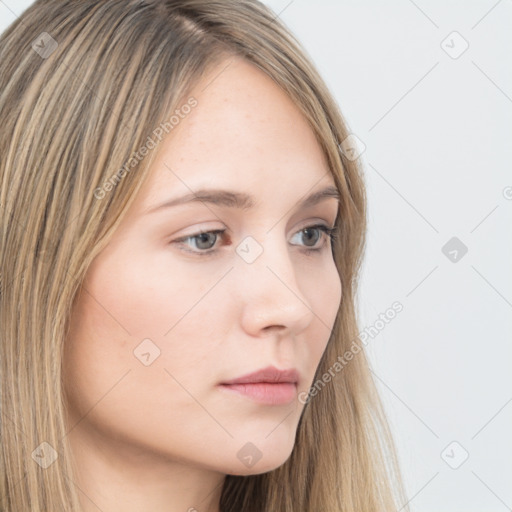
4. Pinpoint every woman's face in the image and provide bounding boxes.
[63,56,342,476]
